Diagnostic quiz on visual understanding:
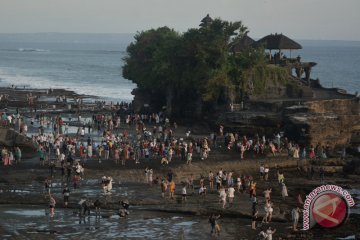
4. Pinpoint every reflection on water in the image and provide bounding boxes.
[4,209,46,217]
[0,205,204,239]
[346,189,360,215]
